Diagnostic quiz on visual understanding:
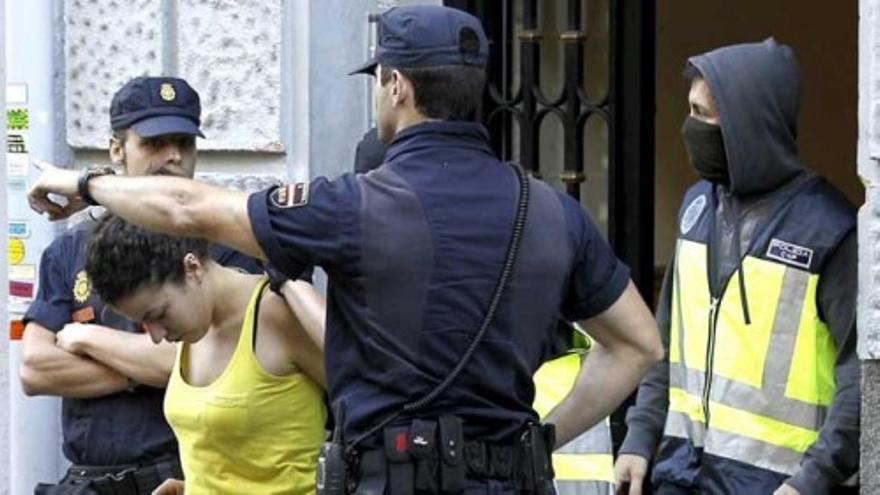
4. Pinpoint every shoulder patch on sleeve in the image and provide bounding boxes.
[270,182,310,209]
